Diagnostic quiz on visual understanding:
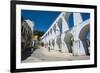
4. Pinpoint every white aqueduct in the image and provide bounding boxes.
[40,12,90,56]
